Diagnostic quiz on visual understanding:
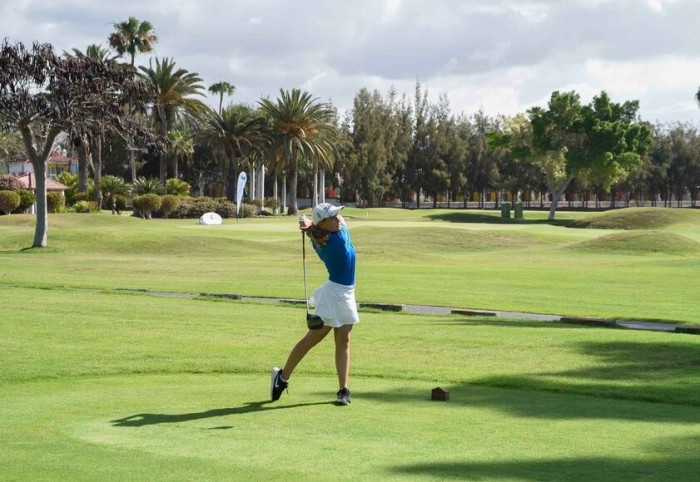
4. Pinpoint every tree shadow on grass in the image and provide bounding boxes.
[361,340,700,423]
[426,211,571,226]
[470,340,700,411]
[111,400,332,427]
[390,453,700,481]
